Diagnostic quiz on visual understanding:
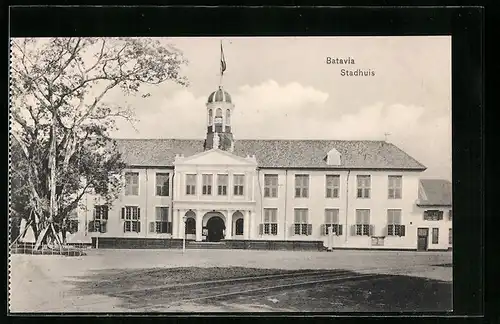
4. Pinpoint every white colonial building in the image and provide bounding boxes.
[59,86,452,251]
